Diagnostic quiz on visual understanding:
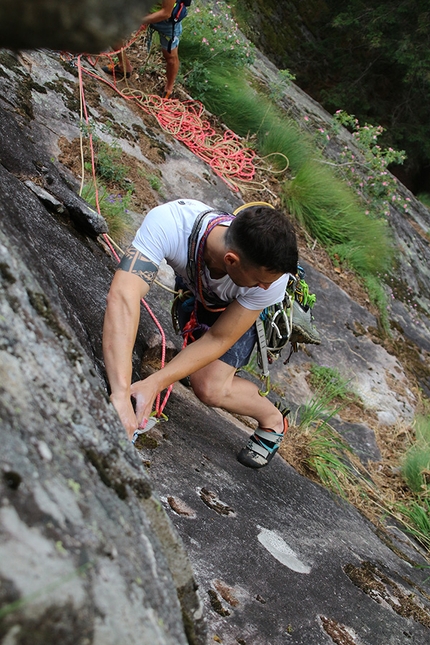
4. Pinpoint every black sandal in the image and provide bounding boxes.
[237,405,289,469]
